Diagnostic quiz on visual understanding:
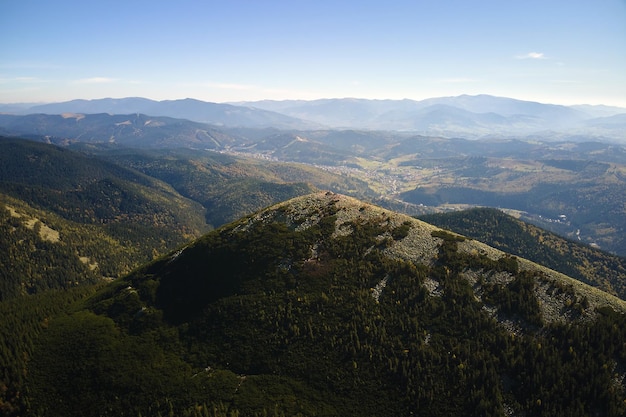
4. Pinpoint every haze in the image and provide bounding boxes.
[2,0,626,106]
